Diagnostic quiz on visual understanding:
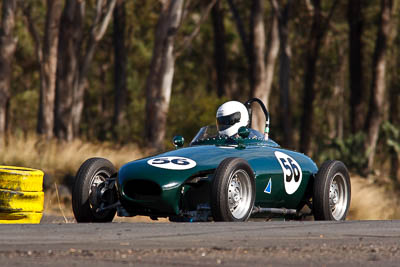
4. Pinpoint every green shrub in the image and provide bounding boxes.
[317,132,368,174]
[382,121,400,156]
